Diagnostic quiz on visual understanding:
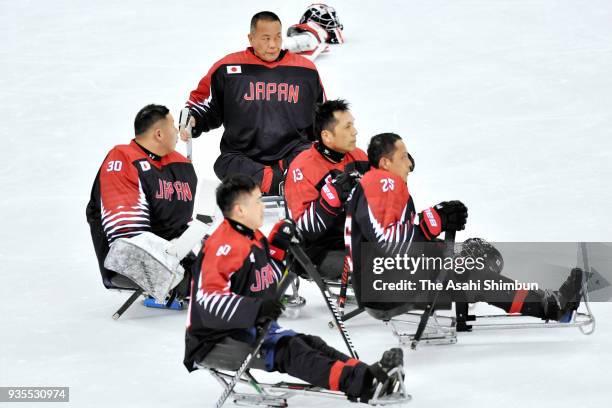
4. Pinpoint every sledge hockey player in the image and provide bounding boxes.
[86,104,197,298]
[179,11,325,196]
[346,132,584,321]
[284,99,369,279]
[184,174,403,403]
